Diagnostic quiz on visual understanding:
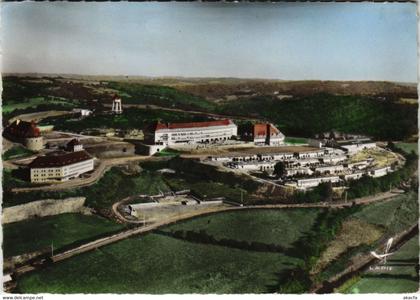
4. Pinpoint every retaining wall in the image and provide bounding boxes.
[2,197,86,224]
